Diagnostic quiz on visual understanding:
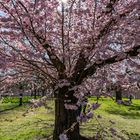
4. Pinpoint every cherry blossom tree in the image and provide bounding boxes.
[0,0,140,139]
